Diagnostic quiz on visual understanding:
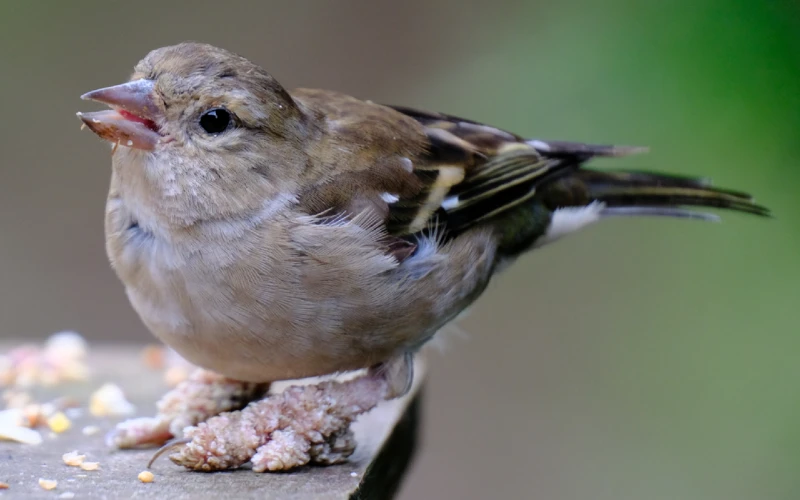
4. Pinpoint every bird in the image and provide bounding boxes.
[76,42,770,467]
